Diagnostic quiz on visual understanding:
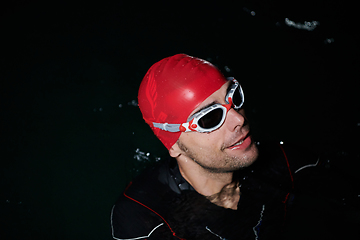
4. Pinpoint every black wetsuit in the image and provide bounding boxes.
[111,142,319,240]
